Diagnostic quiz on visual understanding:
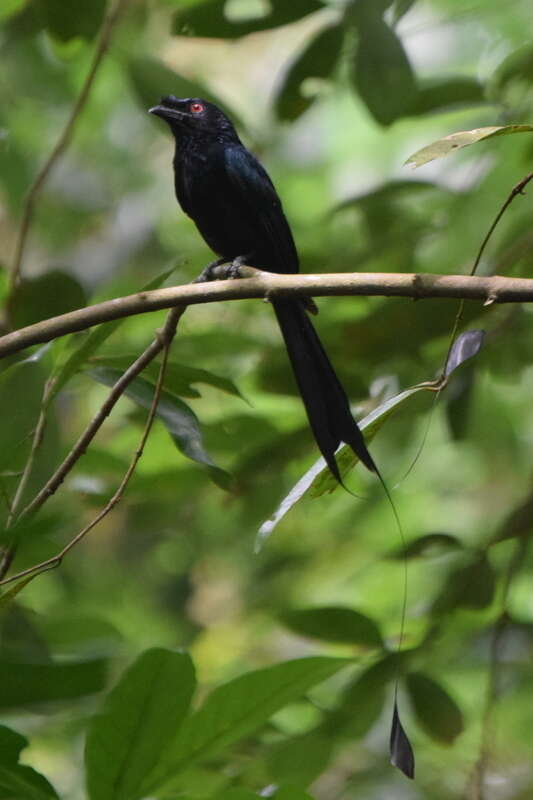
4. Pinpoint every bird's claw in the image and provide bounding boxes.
[227,255,249,279]
[193,258,226,283]
[194,255,250,283]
